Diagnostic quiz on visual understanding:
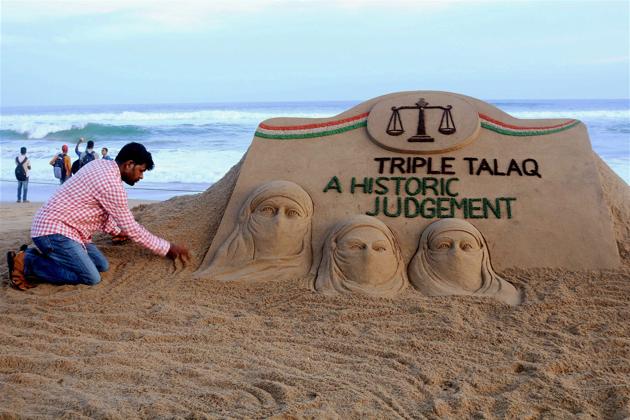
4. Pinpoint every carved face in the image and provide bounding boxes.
[427,229,483,291]
[249,196,310,258]
[335,226,398,287]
